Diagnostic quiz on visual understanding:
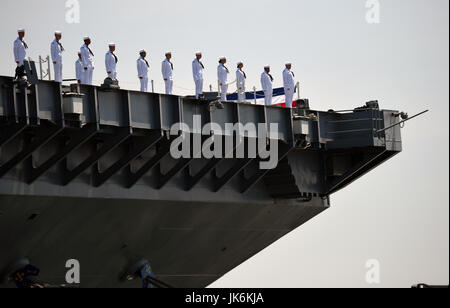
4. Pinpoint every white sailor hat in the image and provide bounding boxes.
[219,56,226,60]
[264,65,271,68]
[83,36,90,40]
[18,28,25,33]
[78,51,81,55]
[237,61,243,65]
[55,30,62,35]
[195,51,202,55]
[285,62,292,65]
[108,42,116,47]
[139,49,146,53]
[165,51,172,55]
